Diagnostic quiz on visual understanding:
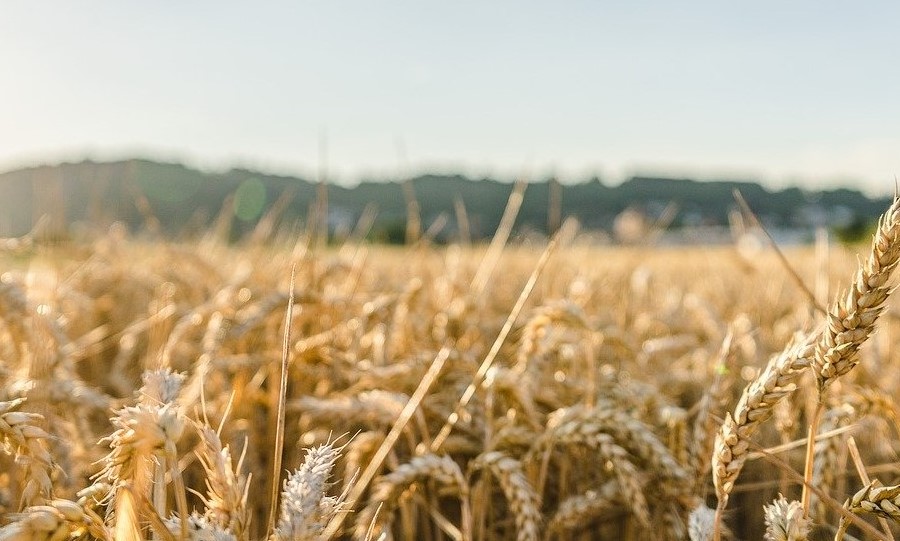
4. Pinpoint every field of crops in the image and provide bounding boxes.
[2,198,900,541]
